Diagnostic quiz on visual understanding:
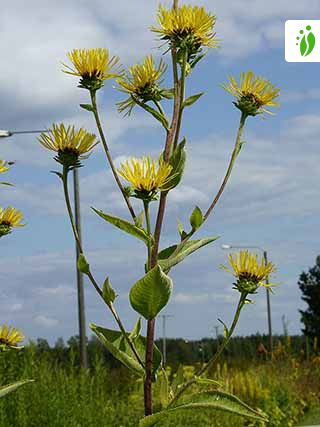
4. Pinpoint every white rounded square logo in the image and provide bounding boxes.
[285,20,320,62]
